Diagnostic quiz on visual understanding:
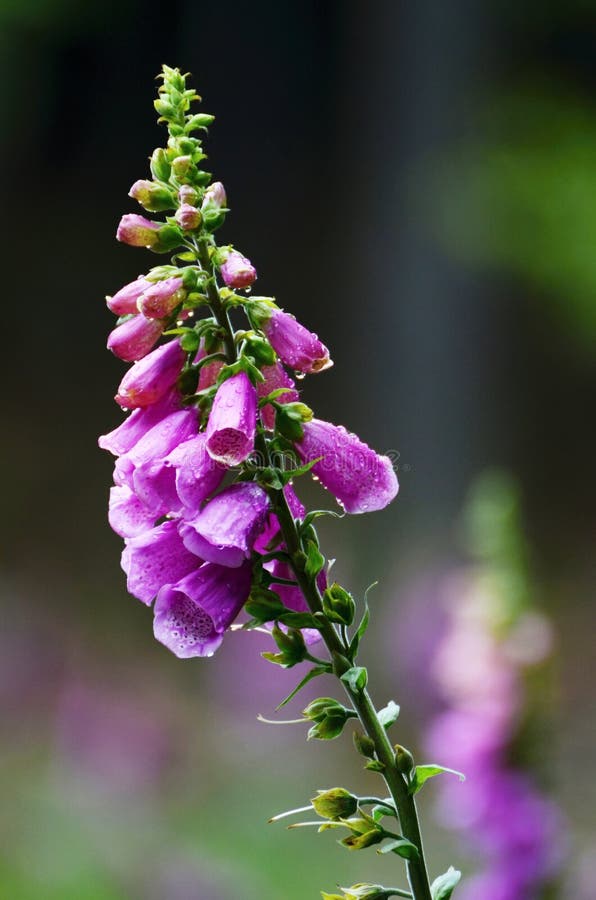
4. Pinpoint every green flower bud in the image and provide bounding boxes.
[243,335,277,367]
[275,401,313,442]
[128,179,176,212]
[394,744,415,776]
[171,155,193,178]
[352,730,376,759]
[302,697,347,723]
[340,828,384,851]
[150,148,171,181]
[185,113,215,132]
[322,583,355,626]
[341,884,388,900]
[307,712,349,741]
[270,623,307,666]
[311,788,358,820]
